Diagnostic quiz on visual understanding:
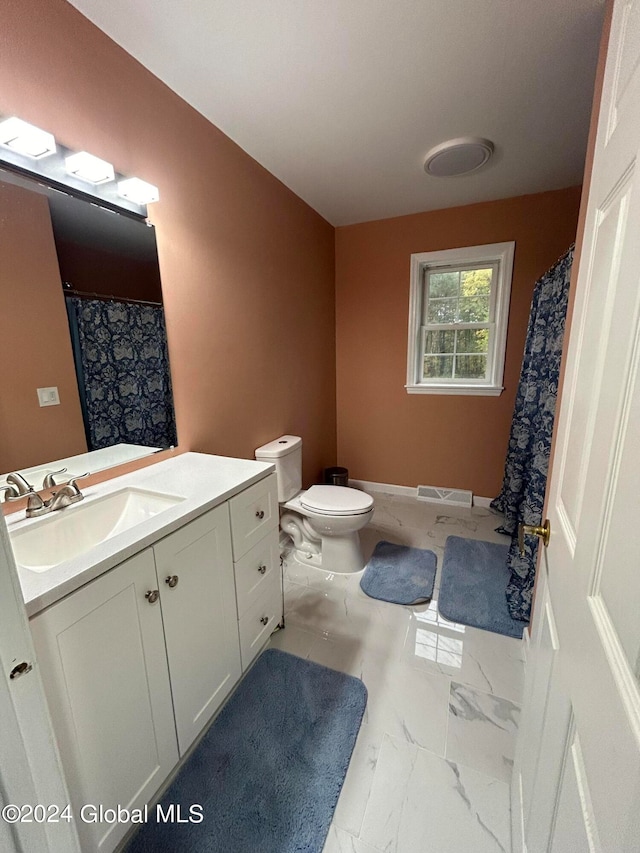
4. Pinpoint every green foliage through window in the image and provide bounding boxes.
[422,266,493,381]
